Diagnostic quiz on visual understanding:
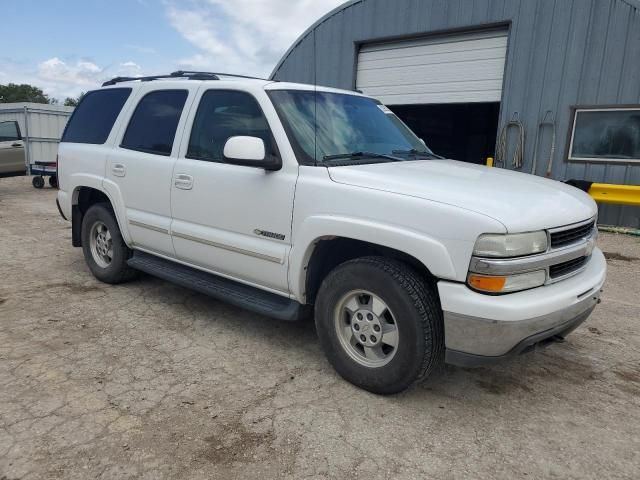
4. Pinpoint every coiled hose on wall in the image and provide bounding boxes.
[495,115,525,169]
